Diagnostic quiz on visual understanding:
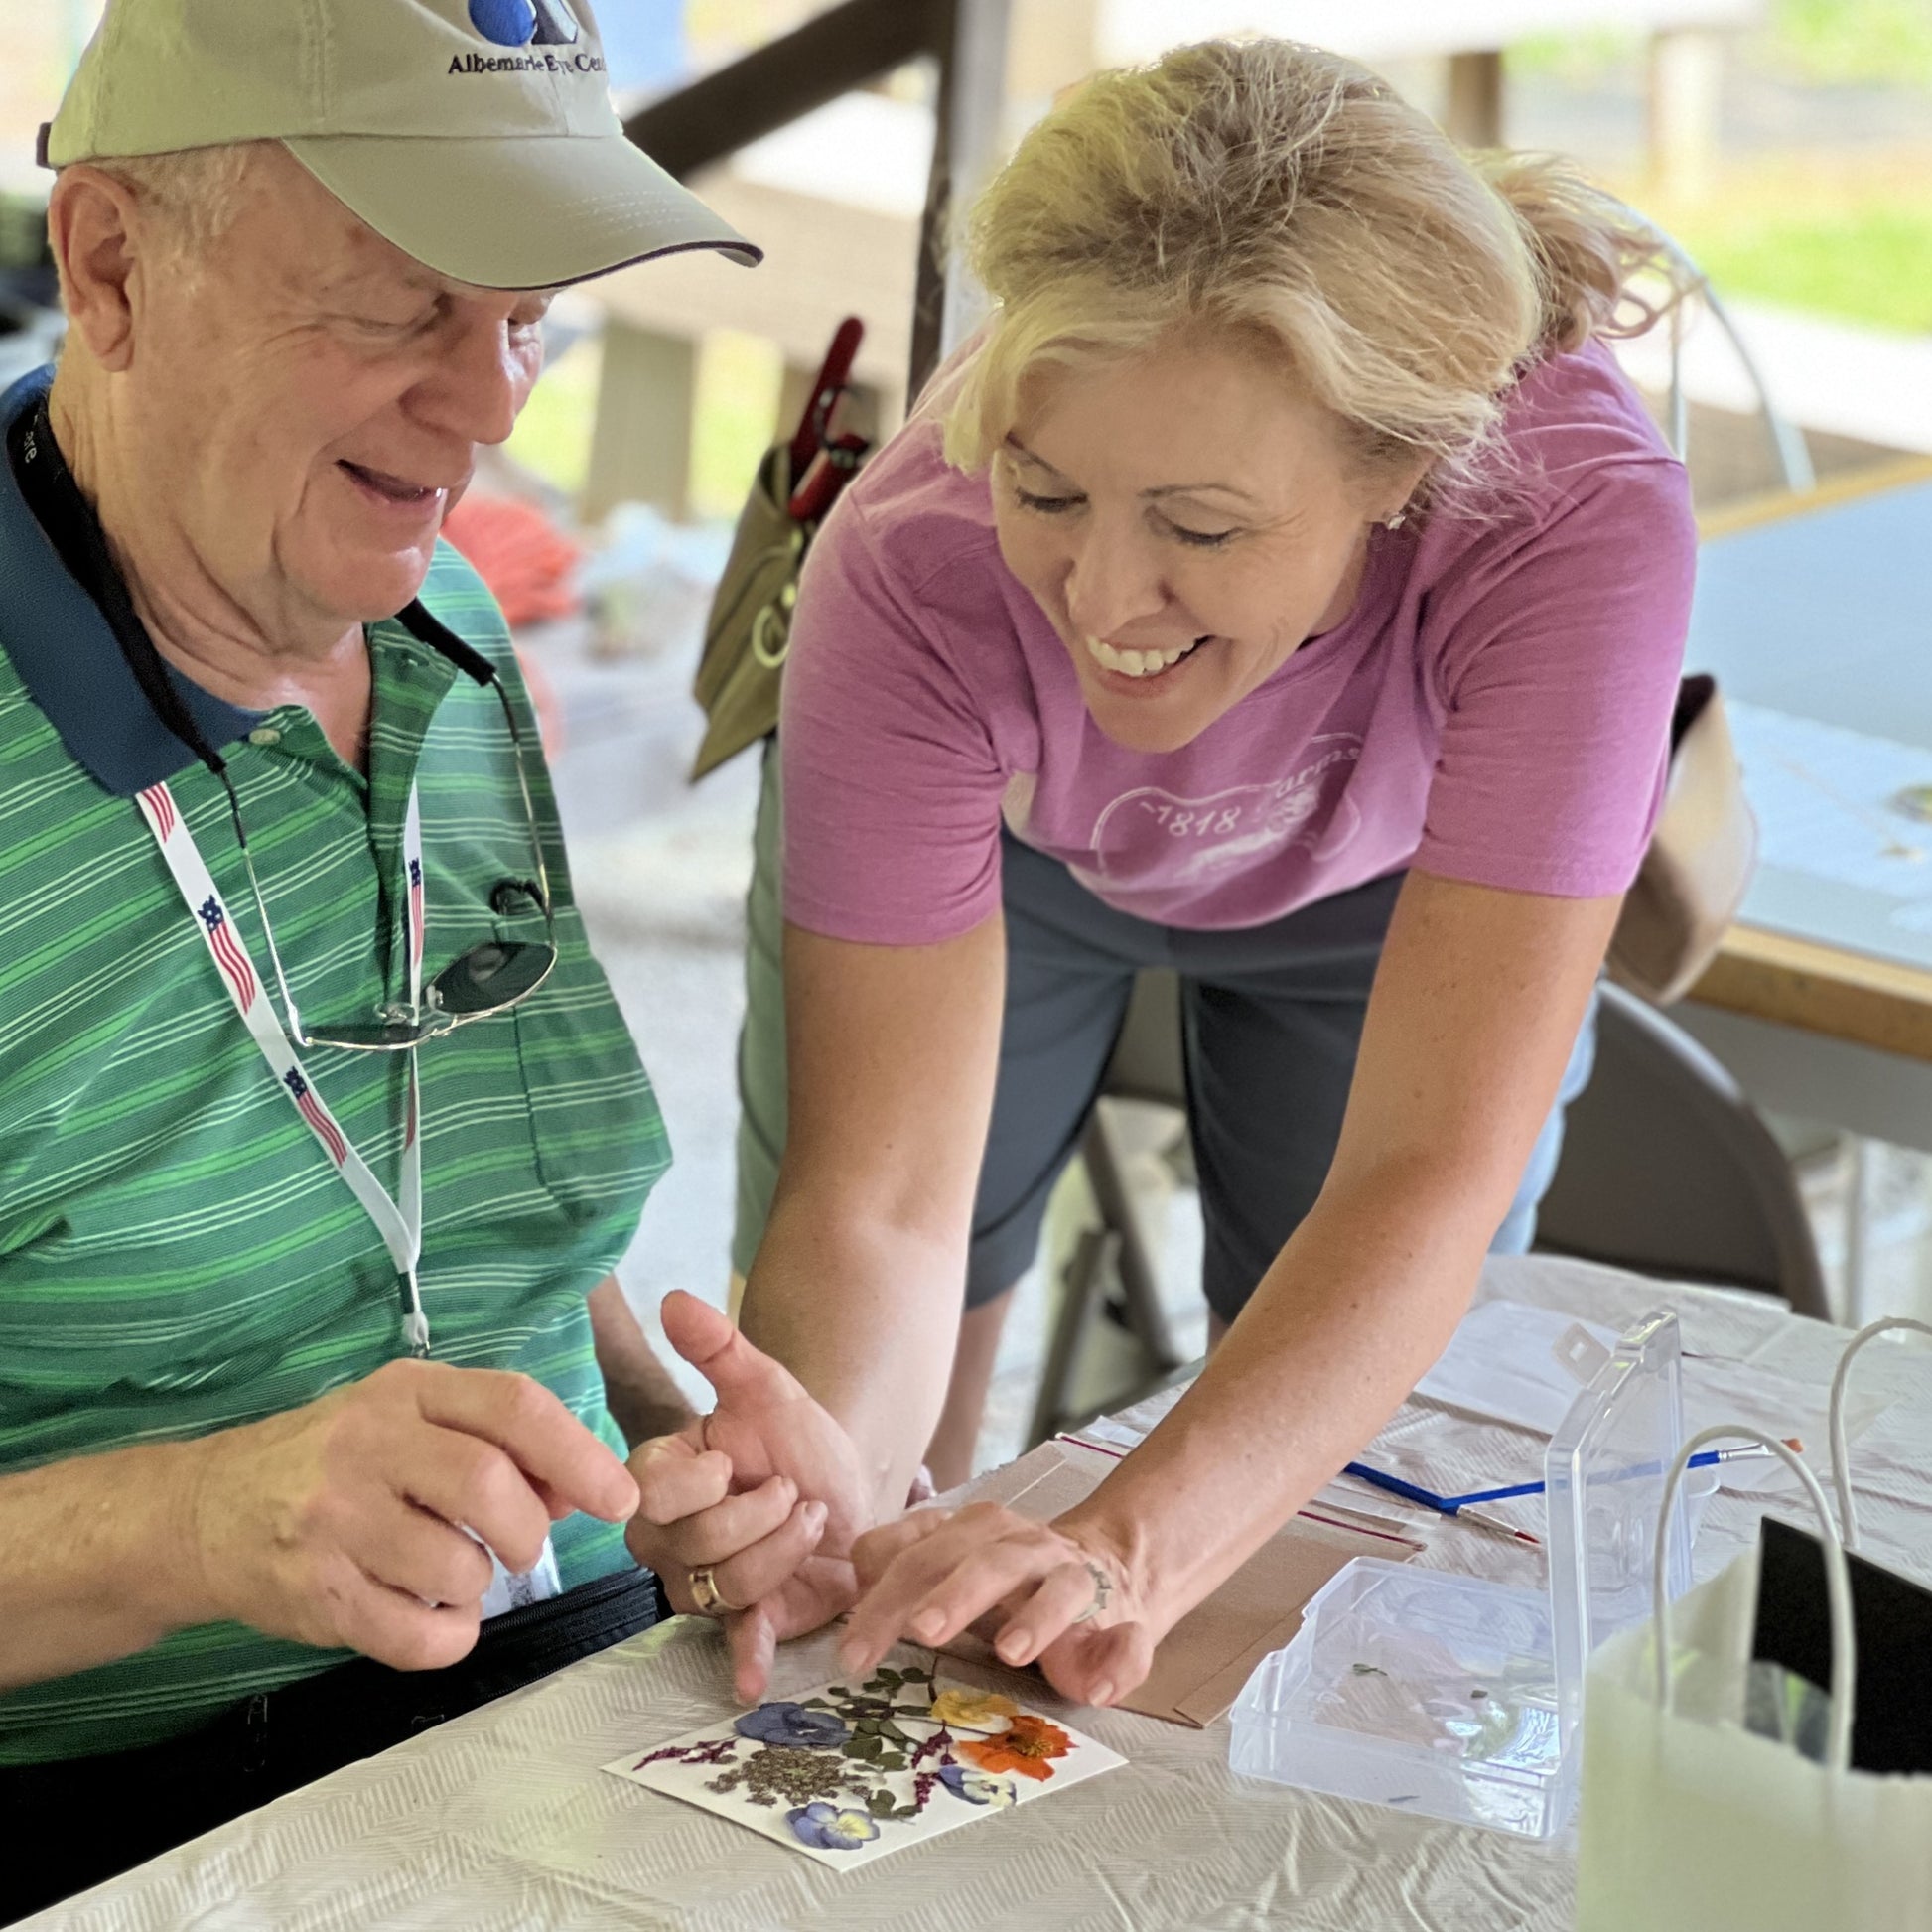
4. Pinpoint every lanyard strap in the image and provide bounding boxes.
[134,777,431,1357]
